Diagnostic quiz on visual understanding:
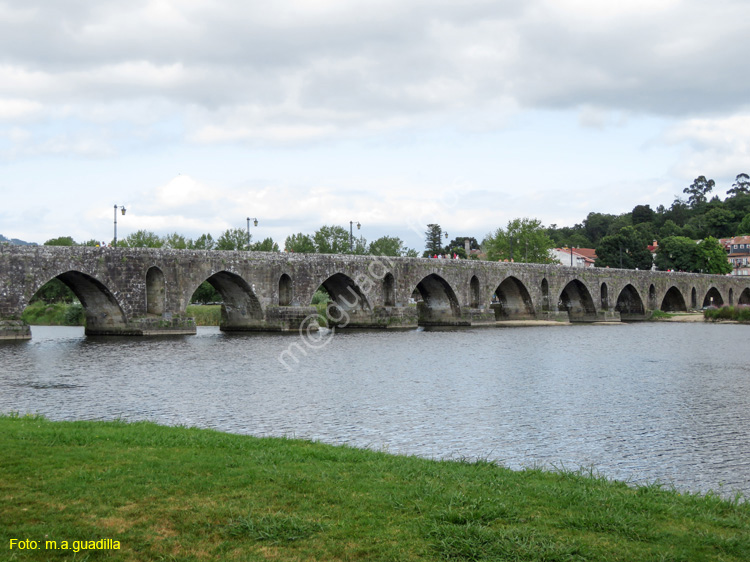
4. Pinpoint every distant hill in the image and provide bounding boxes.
[0,234,36,246]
